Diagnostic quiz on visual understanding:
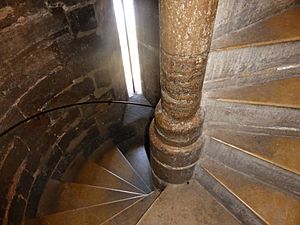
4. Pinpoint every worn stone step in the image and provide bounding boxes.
[212,6,300,51]
[102,191,159,225]
[203,99,300,137]
[137,180,241,225]
[195,165,265,225]
[207,129,300,175]
[72,160,145,194]
[207,77,300,109]
[118,137,153,192]
[198,157,300,225]
[202,131,300,197]
[37,180,143,217]
[204,40,300,88]
[91,141,151,193]
[212,0,295,40]
[26,196,143,225]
